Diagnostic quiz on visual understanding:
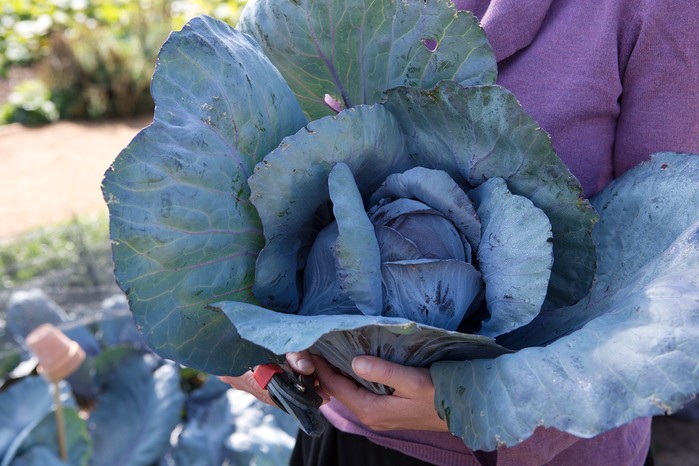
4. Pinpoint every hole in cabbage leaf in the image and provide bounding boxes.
[421,38,438,53]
